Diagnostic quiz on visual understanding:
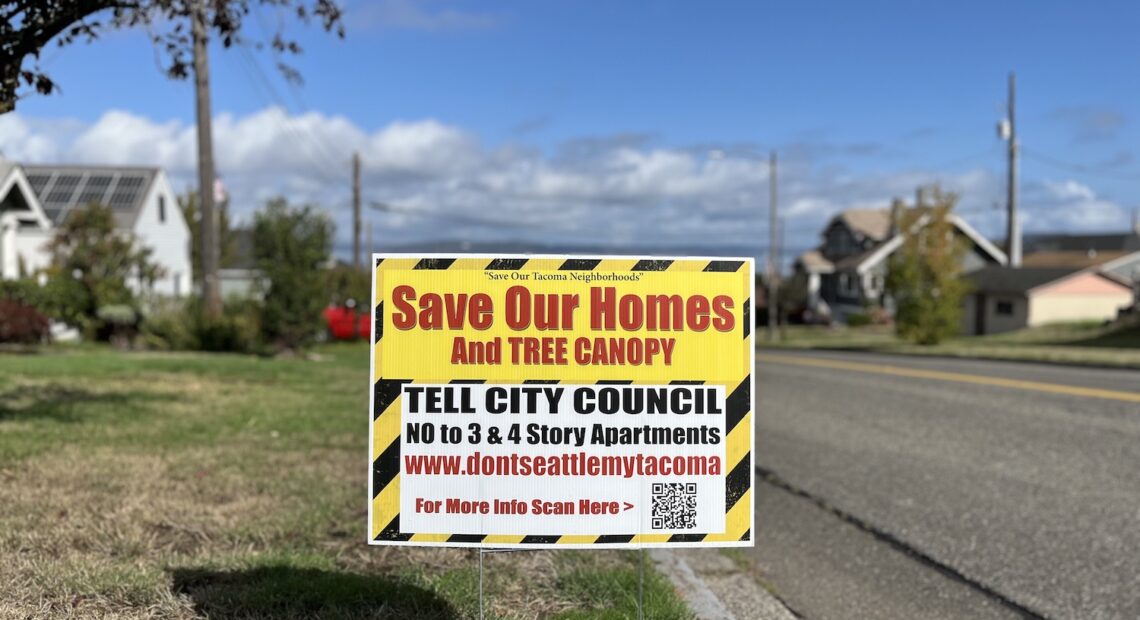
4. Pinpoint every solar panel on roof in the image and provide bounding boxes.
[107,175,146,210]
[45,174,81,204]
[25,173,53,195]
[76,174,113,205]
